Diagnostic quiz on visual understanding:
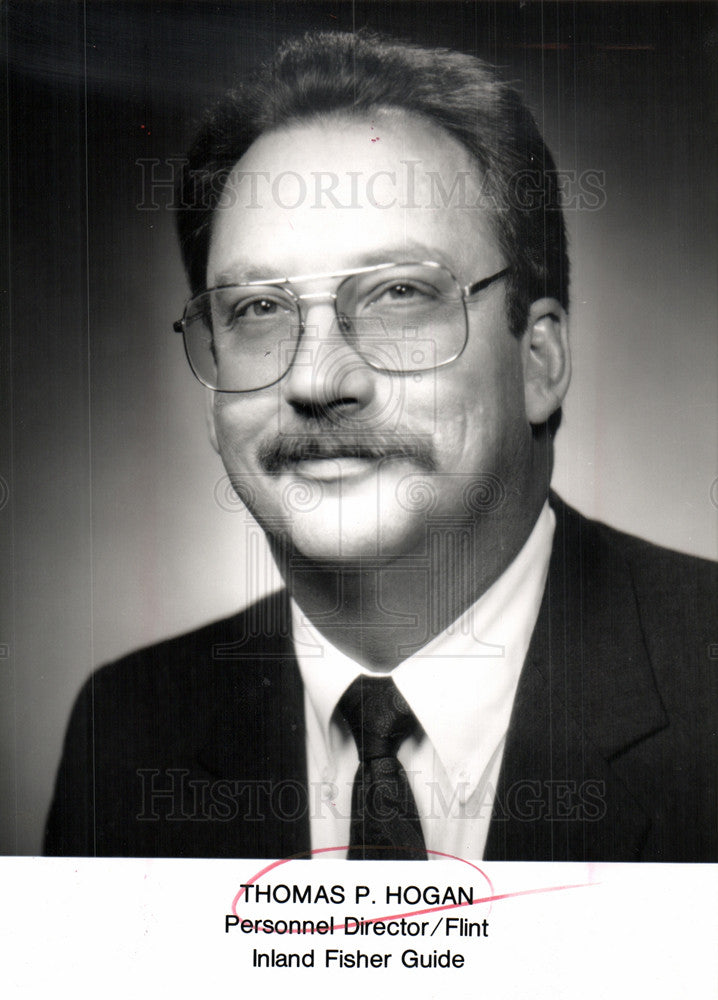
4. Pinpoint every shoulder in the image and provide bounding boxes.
[78,588,293,709]
[551,493,717,693]
[45,589,301,856]
[551,491,716,601]
[54,588,296,800]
